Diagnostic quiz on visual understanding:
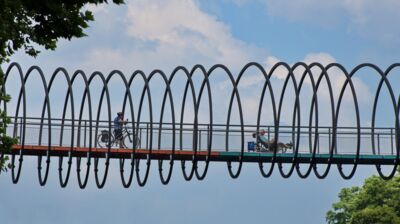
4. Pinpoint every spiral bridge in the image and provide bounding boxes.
[1,62,400,188]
